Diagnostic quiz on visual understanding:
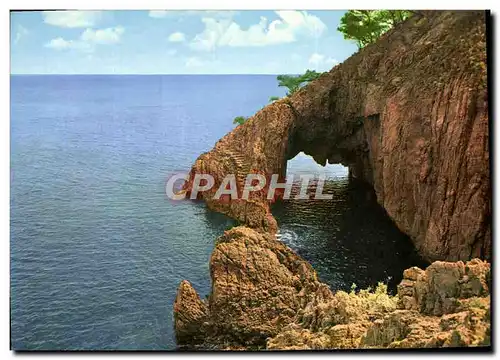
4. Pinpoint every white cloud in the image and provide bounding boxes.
[44,37,93,52]
[185,57,203,68]
[308,52,338,71]
[42,11,102,28]
[81,26,124,45]
[45,37,72,49]
[44,26,124,52]
[168,32,186,42]
[14,25,29,44]
[149,10,236,19]
[276,11,326,38]
[308,53,324,64]
[190,10,327,51]
[200,11,237,18]
[148,10,168,18]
